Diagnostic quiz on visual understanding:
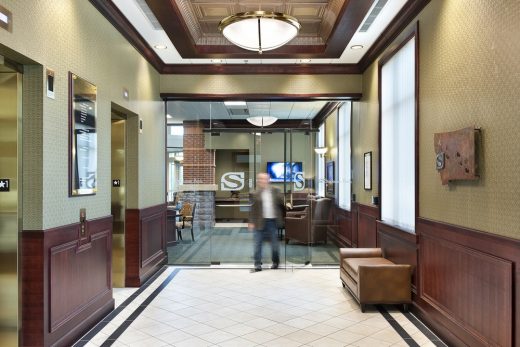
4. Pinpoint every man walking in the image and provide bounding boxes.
[249,172,285,272]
